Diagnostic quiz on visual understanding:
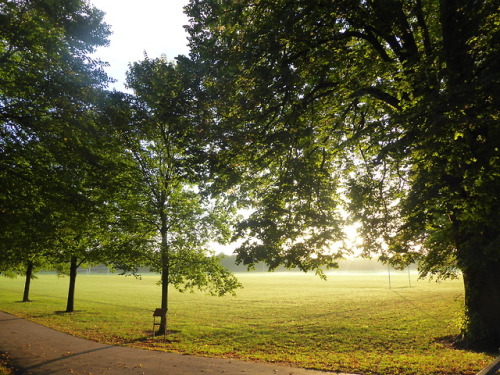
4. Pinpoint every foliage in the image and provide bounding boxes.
[0,0,111,269]
[185,0,500,348]
[0,0,110,129]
